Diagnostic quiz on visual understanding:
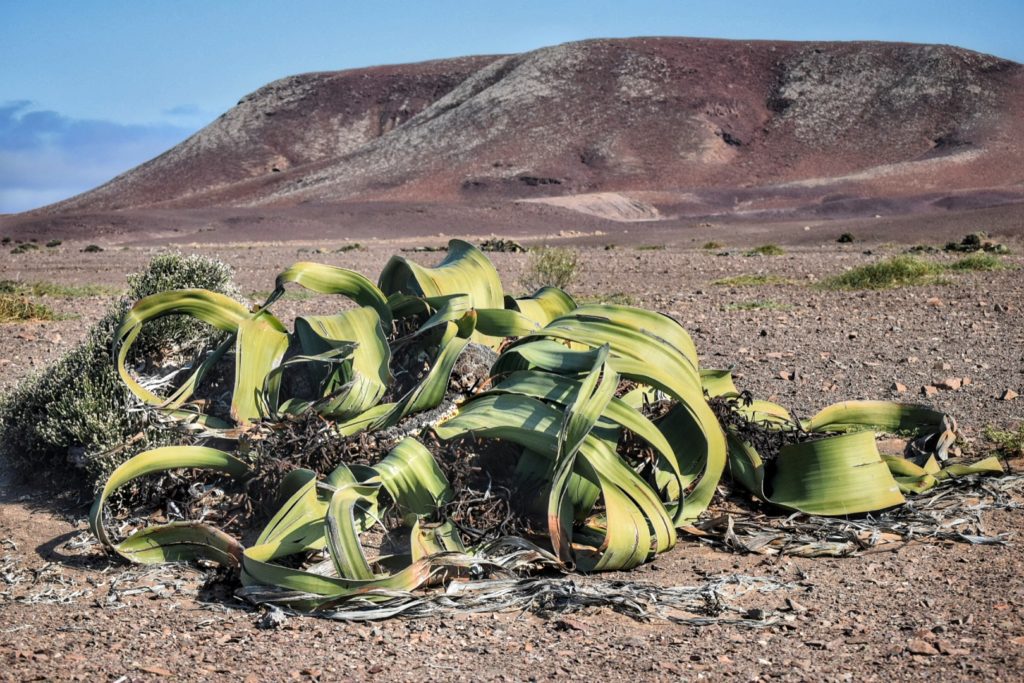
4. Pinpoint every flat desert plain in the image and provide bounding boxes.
[1,231,1023,681]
